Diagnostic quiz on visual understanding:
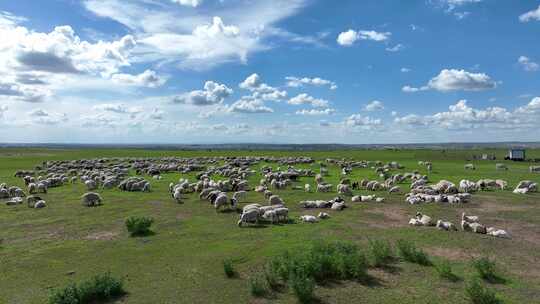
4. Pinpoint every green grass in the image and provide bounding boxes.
[0,147,539,303]
[48,272,125,304]
[396,239,432,266]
